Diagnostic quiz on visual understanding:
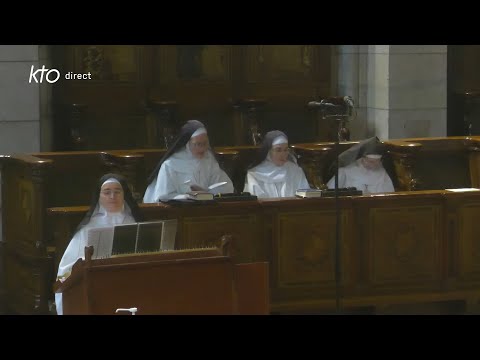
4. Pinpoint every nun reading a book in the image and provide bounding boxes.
[55,173,143,315]
[143,120,234,202]
[244,130,310,198]
[326,136,395,194]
